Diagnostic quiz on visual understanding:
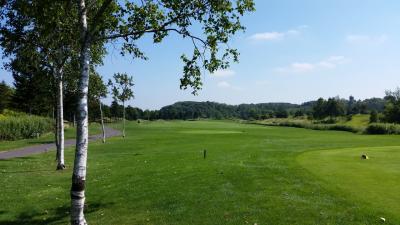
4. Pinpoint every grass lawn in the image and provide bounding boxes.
[338,114,370,128]
[1,120,400,224]
[298,146,400,221]
[0,123,103,152]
